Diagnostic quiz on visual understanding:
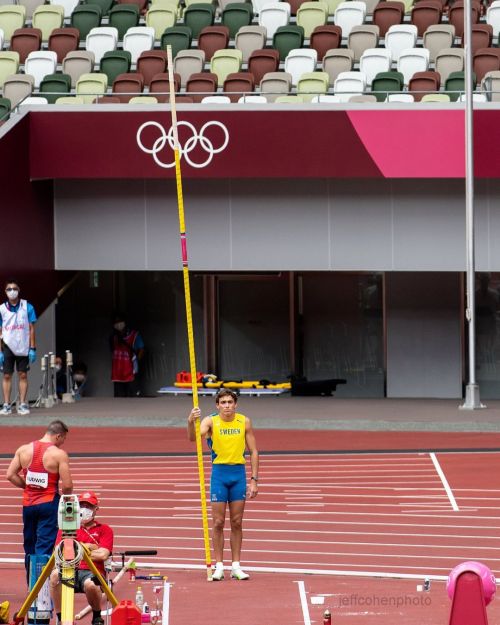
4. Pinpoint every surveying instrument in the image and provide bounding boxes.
[12,495,118,625]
